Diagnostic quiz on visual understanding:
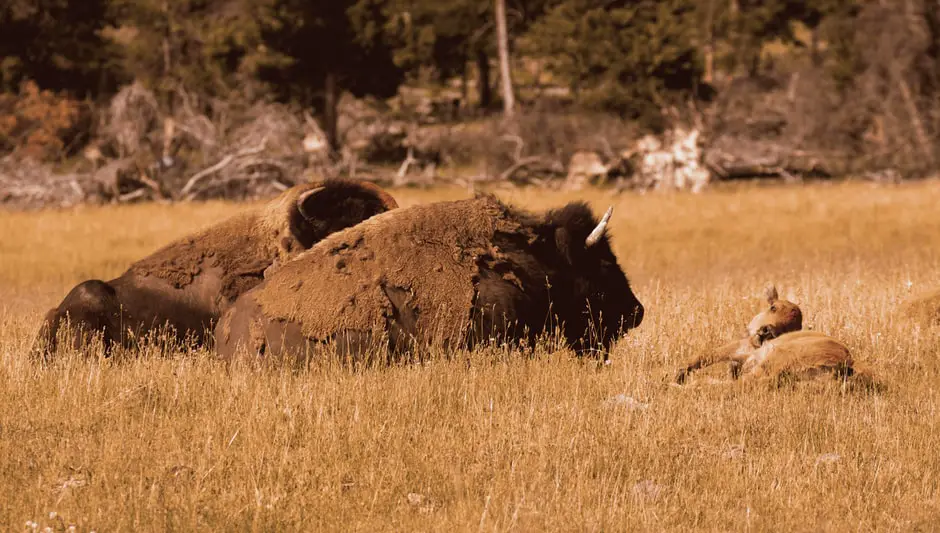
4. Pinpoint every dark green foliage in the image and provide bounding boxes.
[257,0,402,105]
[0,0,936,170]
[257,0,403,148]
[0,0,120,97]
[725,0,851,75]
[107,0,266,105]
[385,0,488,80]
[525,0,703,127]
